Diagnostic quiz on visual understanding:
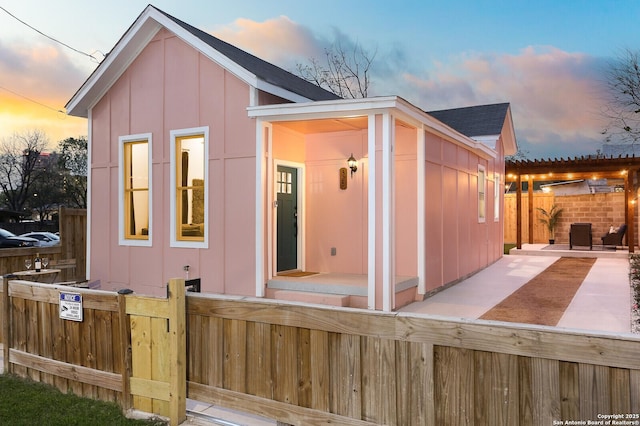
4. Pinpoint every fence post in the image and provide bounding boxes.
[167,278,186,426]
[117,289,134,411]
[2,276,9,374]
